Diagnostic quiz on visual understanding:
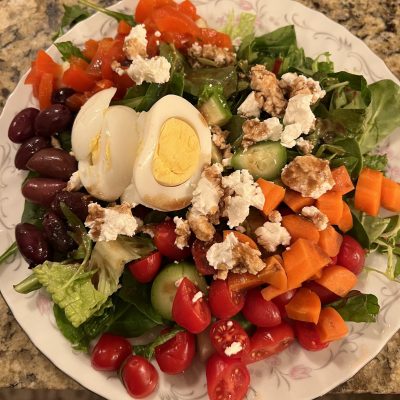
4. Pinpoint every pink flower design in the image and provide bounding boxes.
[289,365,312,380]
[239,0,253,11]
[36,292,52,316]
[267,355,281,368]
